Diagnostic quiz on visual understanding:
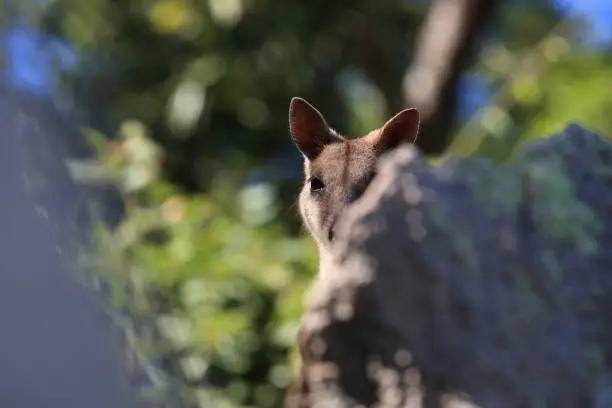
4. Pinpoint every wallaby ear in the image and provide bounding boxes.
[372,108,420,155]
[289,97,332,160]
